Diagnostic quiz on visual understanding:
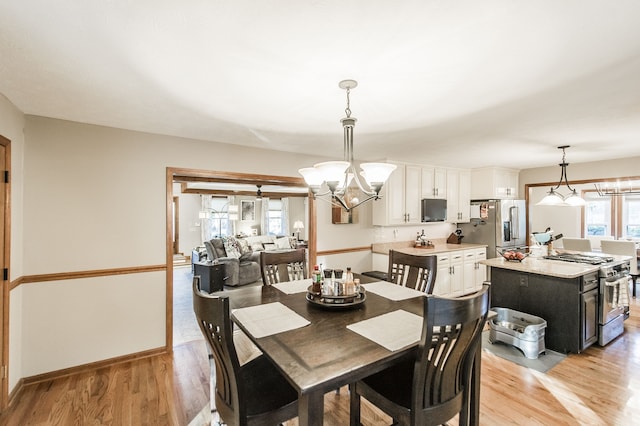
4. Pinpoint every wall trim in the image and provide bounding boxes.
[11,264,166,288]
[318,246,372,256]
